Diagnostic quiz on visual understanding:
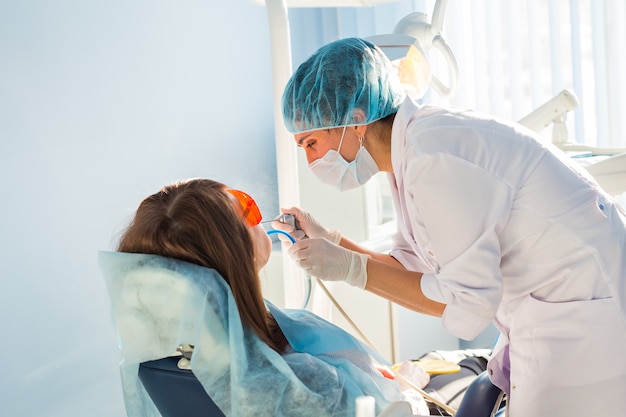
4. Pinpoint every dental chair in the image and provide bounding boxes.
[455,371,505,417]
[100,251,506,417]
[101,251,414,417]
